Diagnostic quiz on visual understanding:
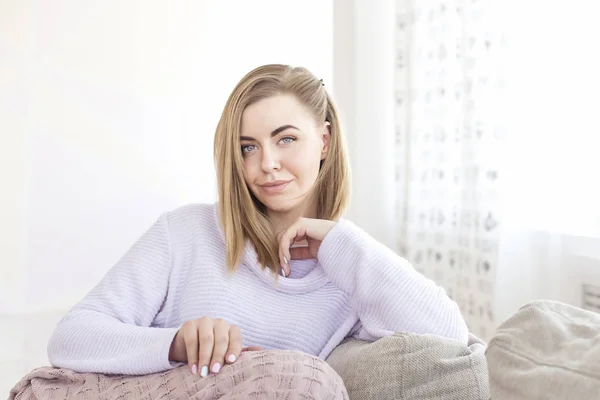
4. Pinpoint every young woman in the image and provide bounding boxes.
[47,64,468,379]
